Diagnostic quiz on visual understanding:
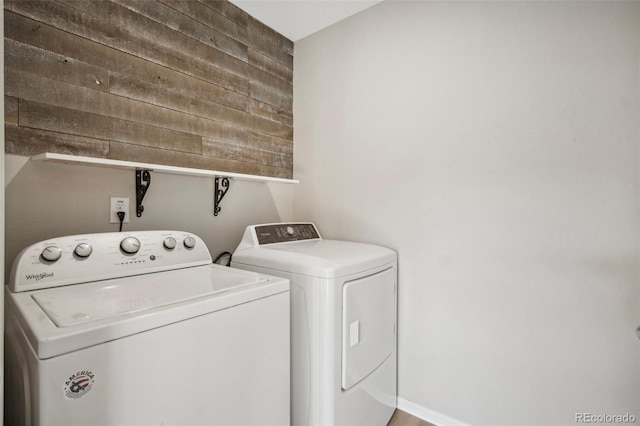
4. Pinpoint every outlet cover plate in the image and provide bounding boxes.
[110,197,130,223]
